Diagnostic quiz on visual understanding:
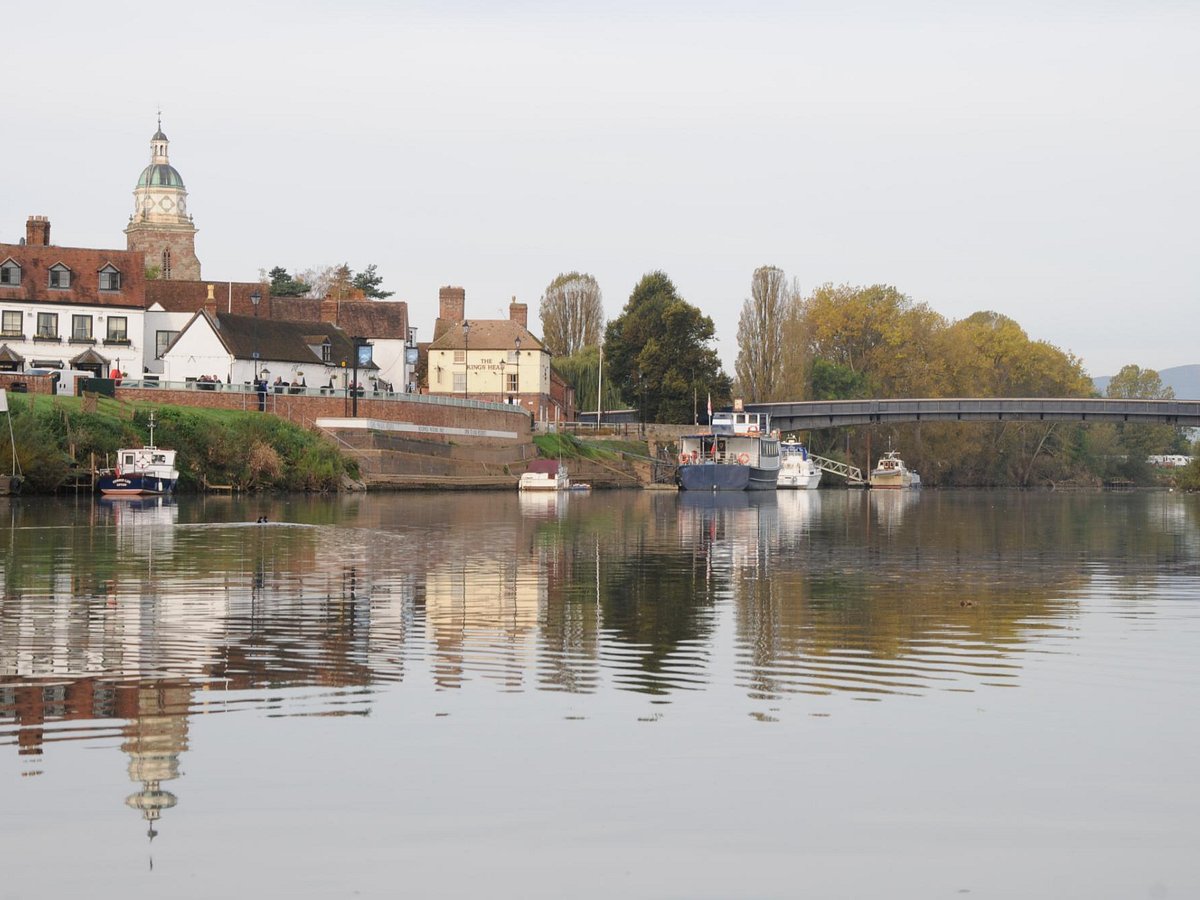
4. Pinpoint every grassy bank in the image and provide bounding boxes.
[533,432,649,461]
[2,393,354,493]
